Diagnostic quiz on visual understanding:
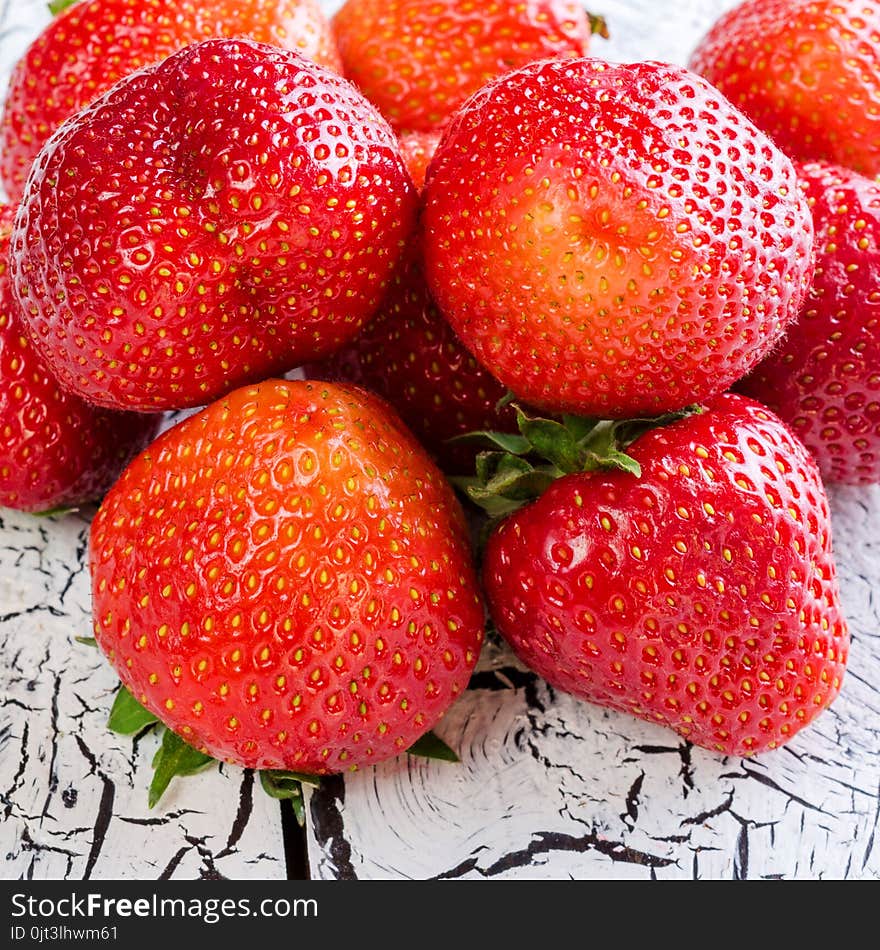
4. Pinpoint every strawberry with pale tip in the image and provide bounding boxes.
[422,58,815,419]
